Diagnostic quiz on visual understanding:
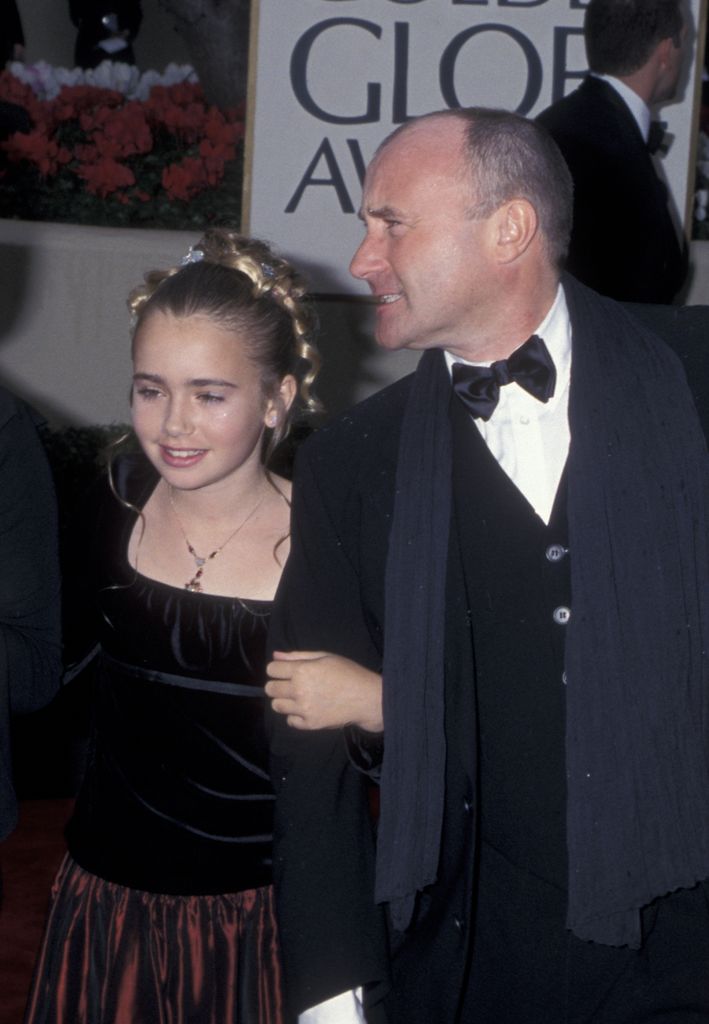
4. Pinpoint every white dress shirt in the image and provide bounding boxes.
[299,987,364,1023]
[445,283,572,524]
[591,72,652,143]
